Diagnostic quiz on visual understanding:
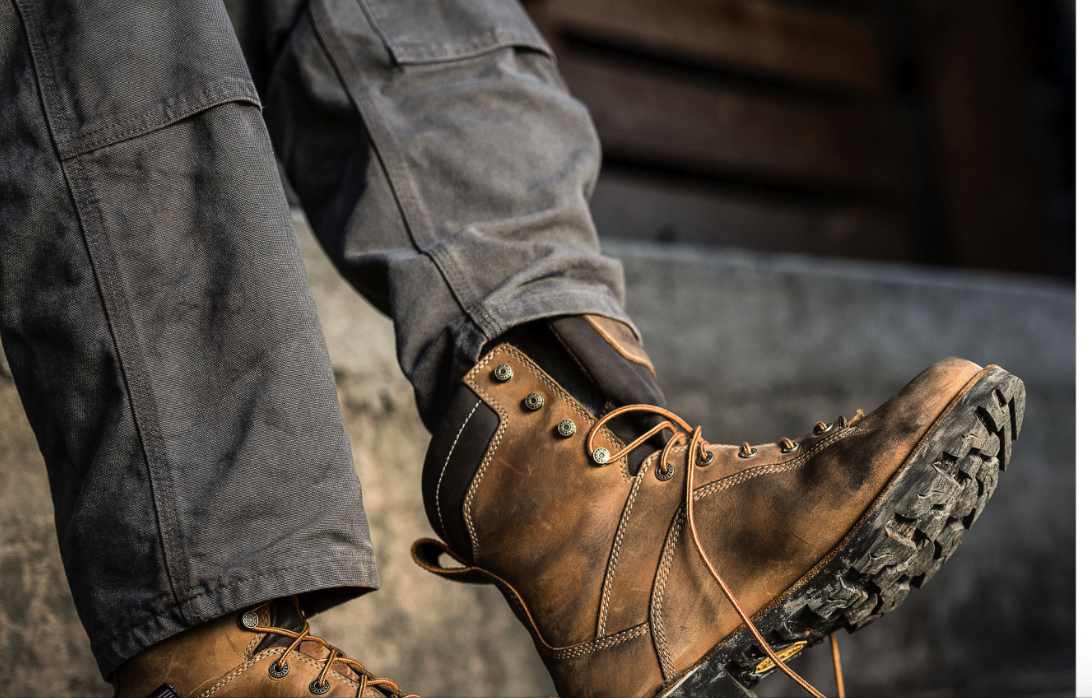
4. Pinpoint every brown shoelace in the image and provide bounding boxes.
[251,599,418,698]
[588,404,850,698]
